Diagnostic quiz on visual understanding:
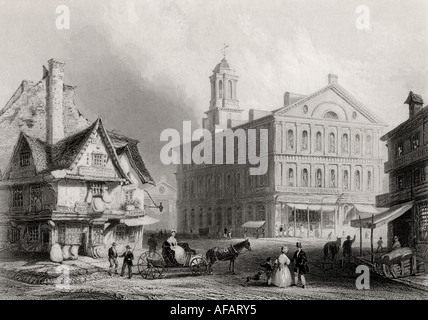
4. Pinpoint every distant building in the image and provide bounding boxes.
[143,176,177,232]
[376,91,428,256]
[0,59,155,257]
[176,57,388,238]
